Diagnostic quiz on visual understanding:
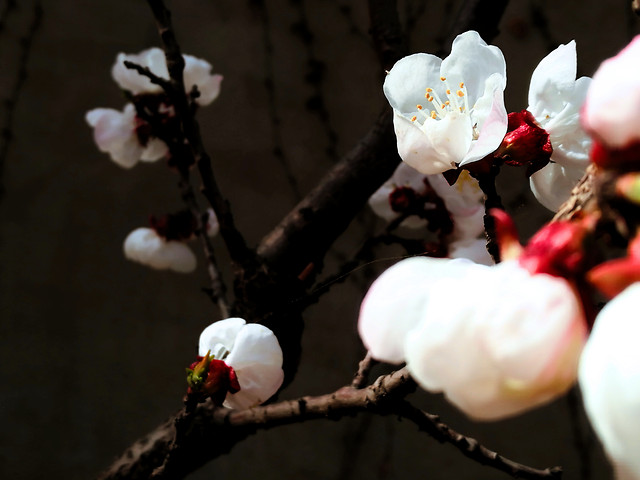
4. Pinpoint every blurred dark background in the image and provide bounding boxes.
[0,1,638,479]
